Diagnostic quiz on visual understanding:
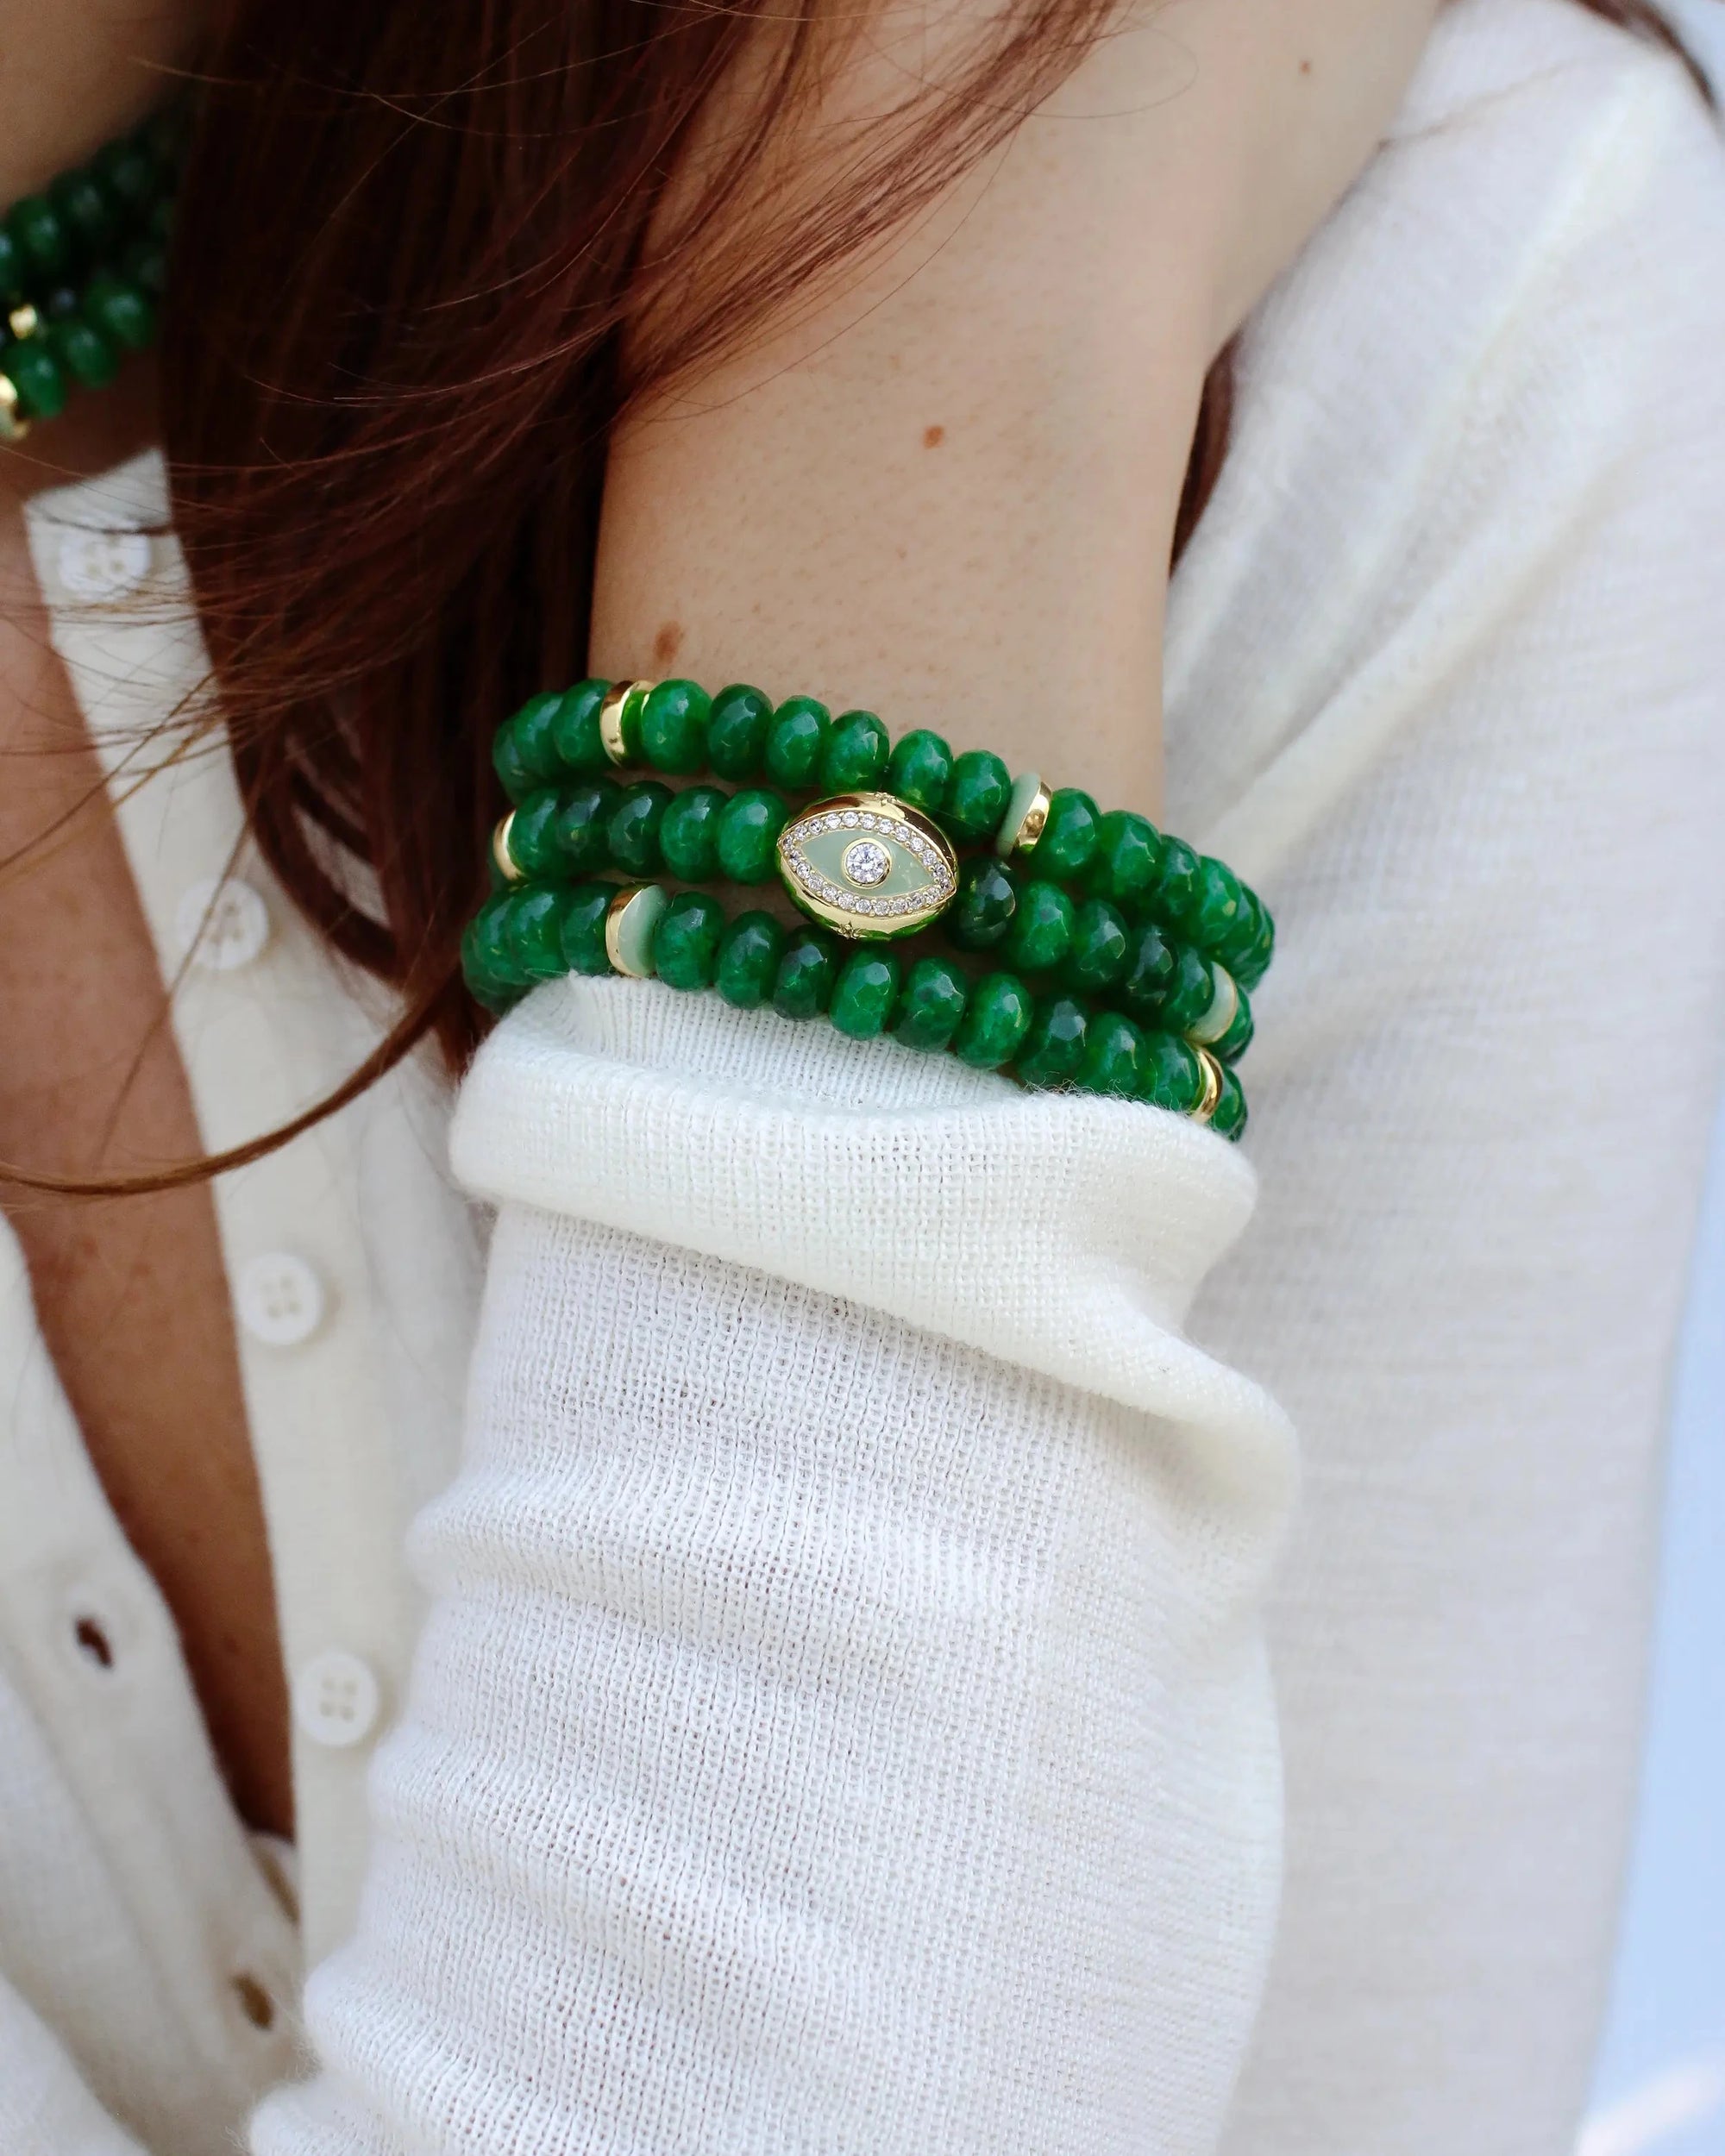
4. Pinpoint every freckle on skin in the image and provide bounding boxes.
[653,620,684,666]
[923,424,944,448]
[1300,58,1312,74]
